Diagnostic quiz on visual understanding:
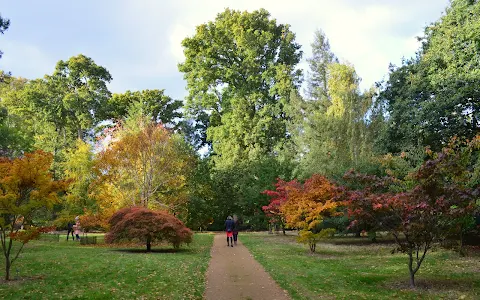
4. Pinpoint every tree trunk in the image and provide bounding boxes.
[77,127,83,141]
[5,256,10,280]
[408,251,415,288]
[459,230,466,257]
[146,236,151,252]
